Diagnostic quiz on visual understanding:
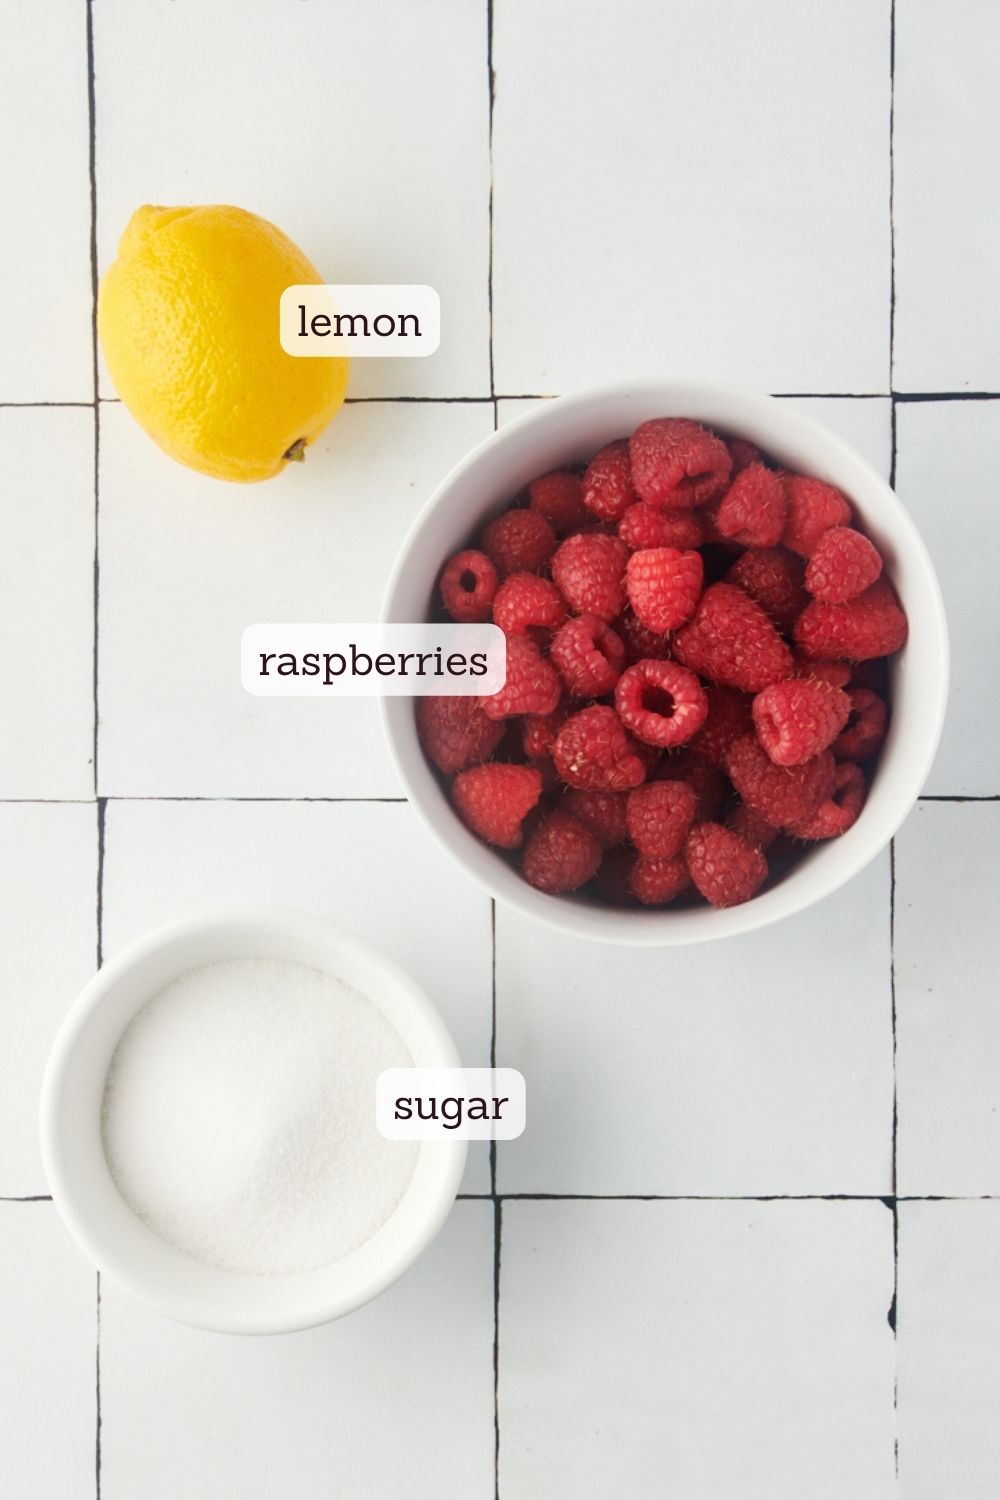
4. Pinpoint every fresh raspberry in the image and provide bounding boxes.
[626,779,698,858]
[724,548,808,634]
[833,689,888,760]
[805,526,883,603]
[522,810,601,893]
[618,503,704,552]
[626,547,704,633]
[615,659,709,748]
[684,822,768,909]
[726,734,836,831]
[727,437,763,474]
[439,549,499,623]
[562,788,629,848]
[520,707,569,764]
[481,634,561,720]
[528,471,587,535]
[629,418,732,510]
[451,763,542,849]
[595,844,636,904]
[480,508,556,577]
[628,853,691,906]
[552,705,647,791]
[782,475,852,557]
[616,607,672,663]
[551,532,629,621]
[790,762,866,840]
[751,678,851,767]
[673,582,793,693]
[726,802,780,851]
[790,653,852,689]
[416,695,504,775]
[492,572,566,636]
[581,441,639,522]
[550,614,626,697]
[657,749,726,821]
[687,685,754,770]
[715,464,787,548]
[794,580,908,662]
